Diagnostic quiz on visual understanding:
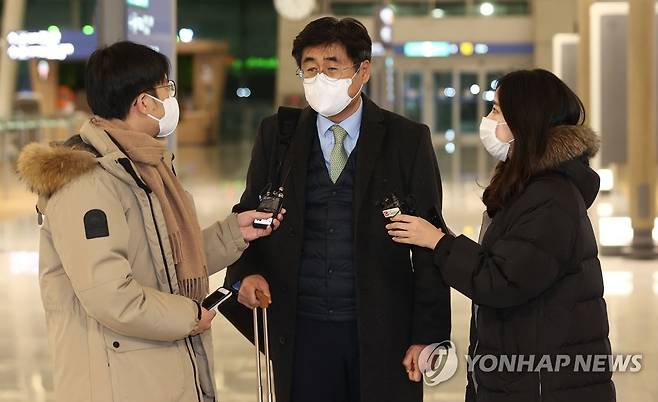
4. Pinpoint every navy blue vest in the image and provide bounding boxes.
[297,133,357,322]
